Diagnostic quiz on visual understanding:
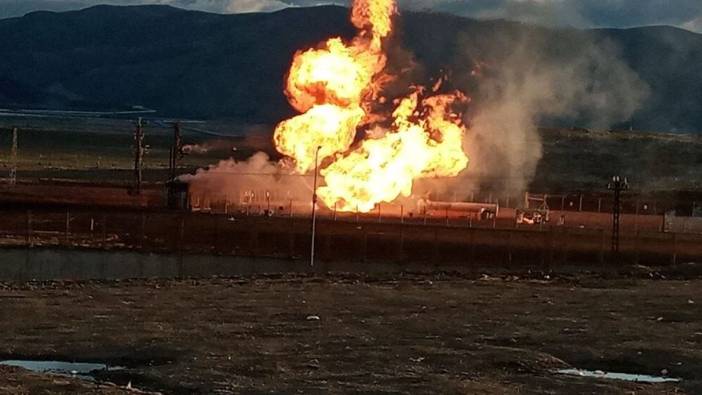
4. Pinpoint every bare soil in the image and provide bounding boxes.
[1,271,701,394]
